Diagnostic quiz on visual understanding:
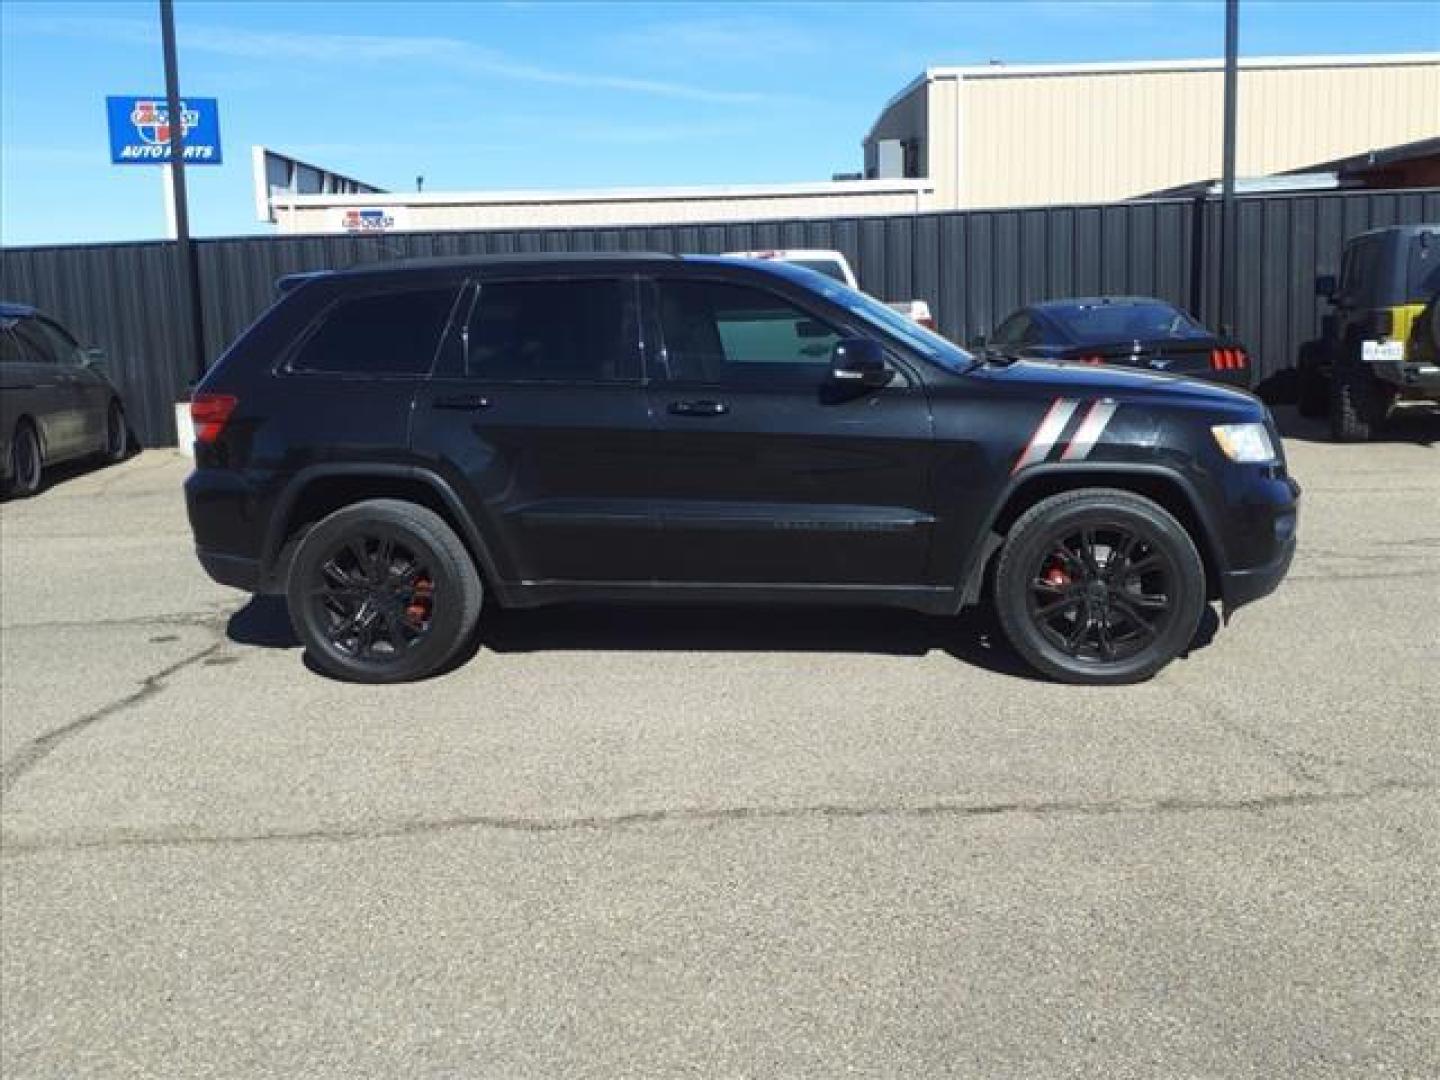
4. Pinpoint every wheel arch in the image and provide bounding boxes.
[959,464,1227,607]
[262,465,503,598]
